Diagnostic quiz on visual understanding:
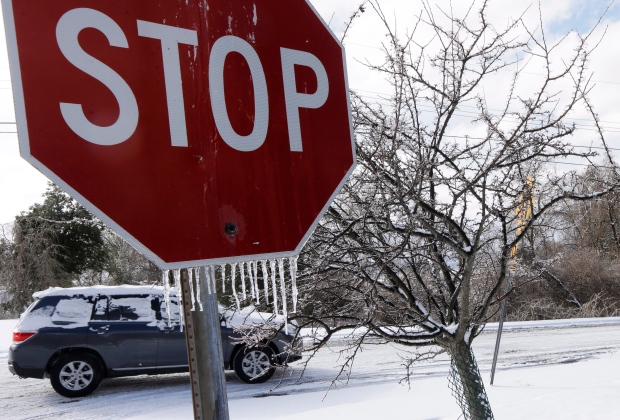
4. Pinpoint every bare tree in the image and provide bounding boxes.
[557,166,620,256]
[103,231,161,286]
[292,1,617,418]
[0,221,67,315]
[505,165,620,319]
